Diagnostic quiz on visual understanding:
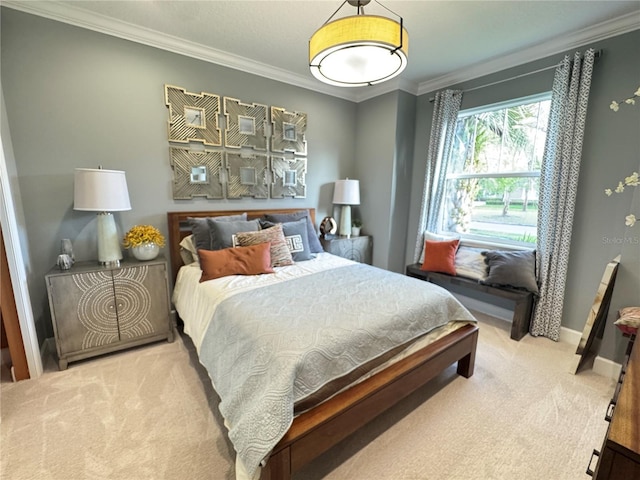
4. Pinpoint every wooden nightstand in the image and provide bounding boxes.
[45,256,174,370]
[320,235,372,264]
